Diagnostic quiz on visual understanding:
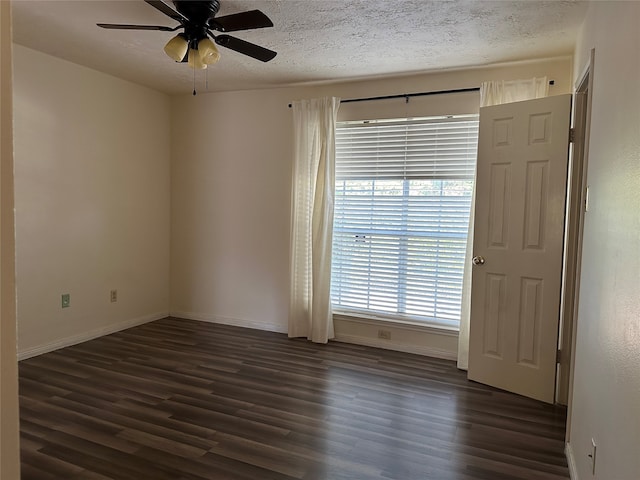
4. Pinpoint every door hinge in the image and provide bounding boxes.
[569,128,576,143]
[556,349,562,363]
